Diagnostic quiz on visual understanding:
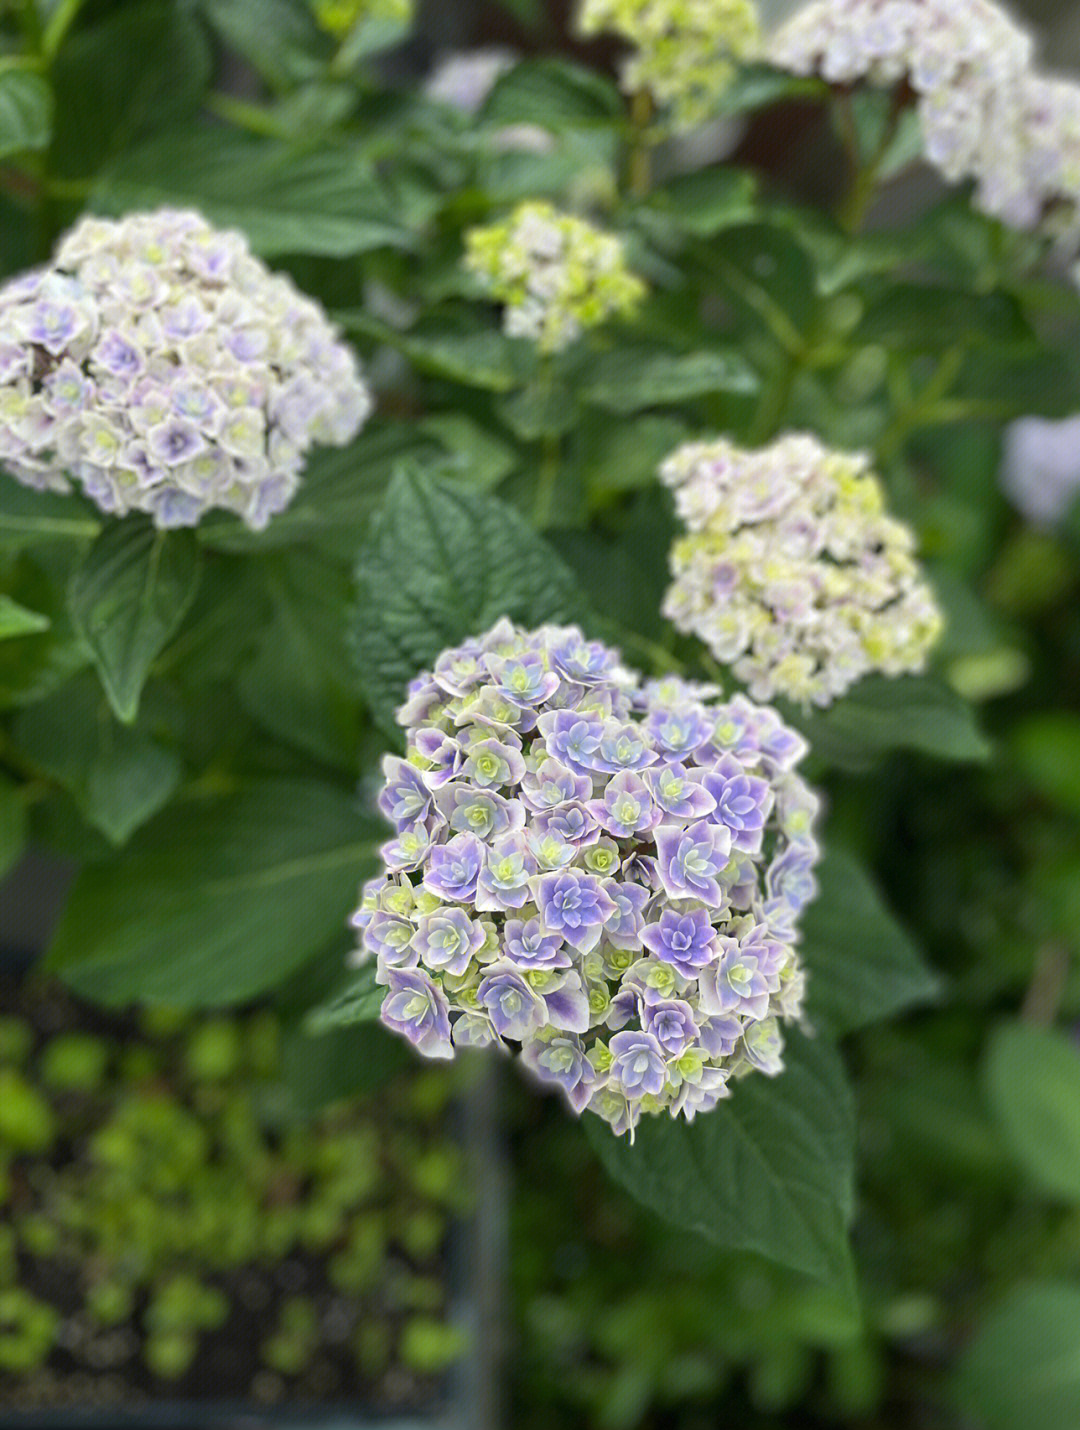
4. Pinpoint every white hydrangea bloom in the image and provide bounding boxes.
[465,202,645,355]
[0,209,372,530]
[769,0,1034,188]
[1000,413,1080,526]
[579,0,762,128]
[424,48,519,114]
[661,433,943,706]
